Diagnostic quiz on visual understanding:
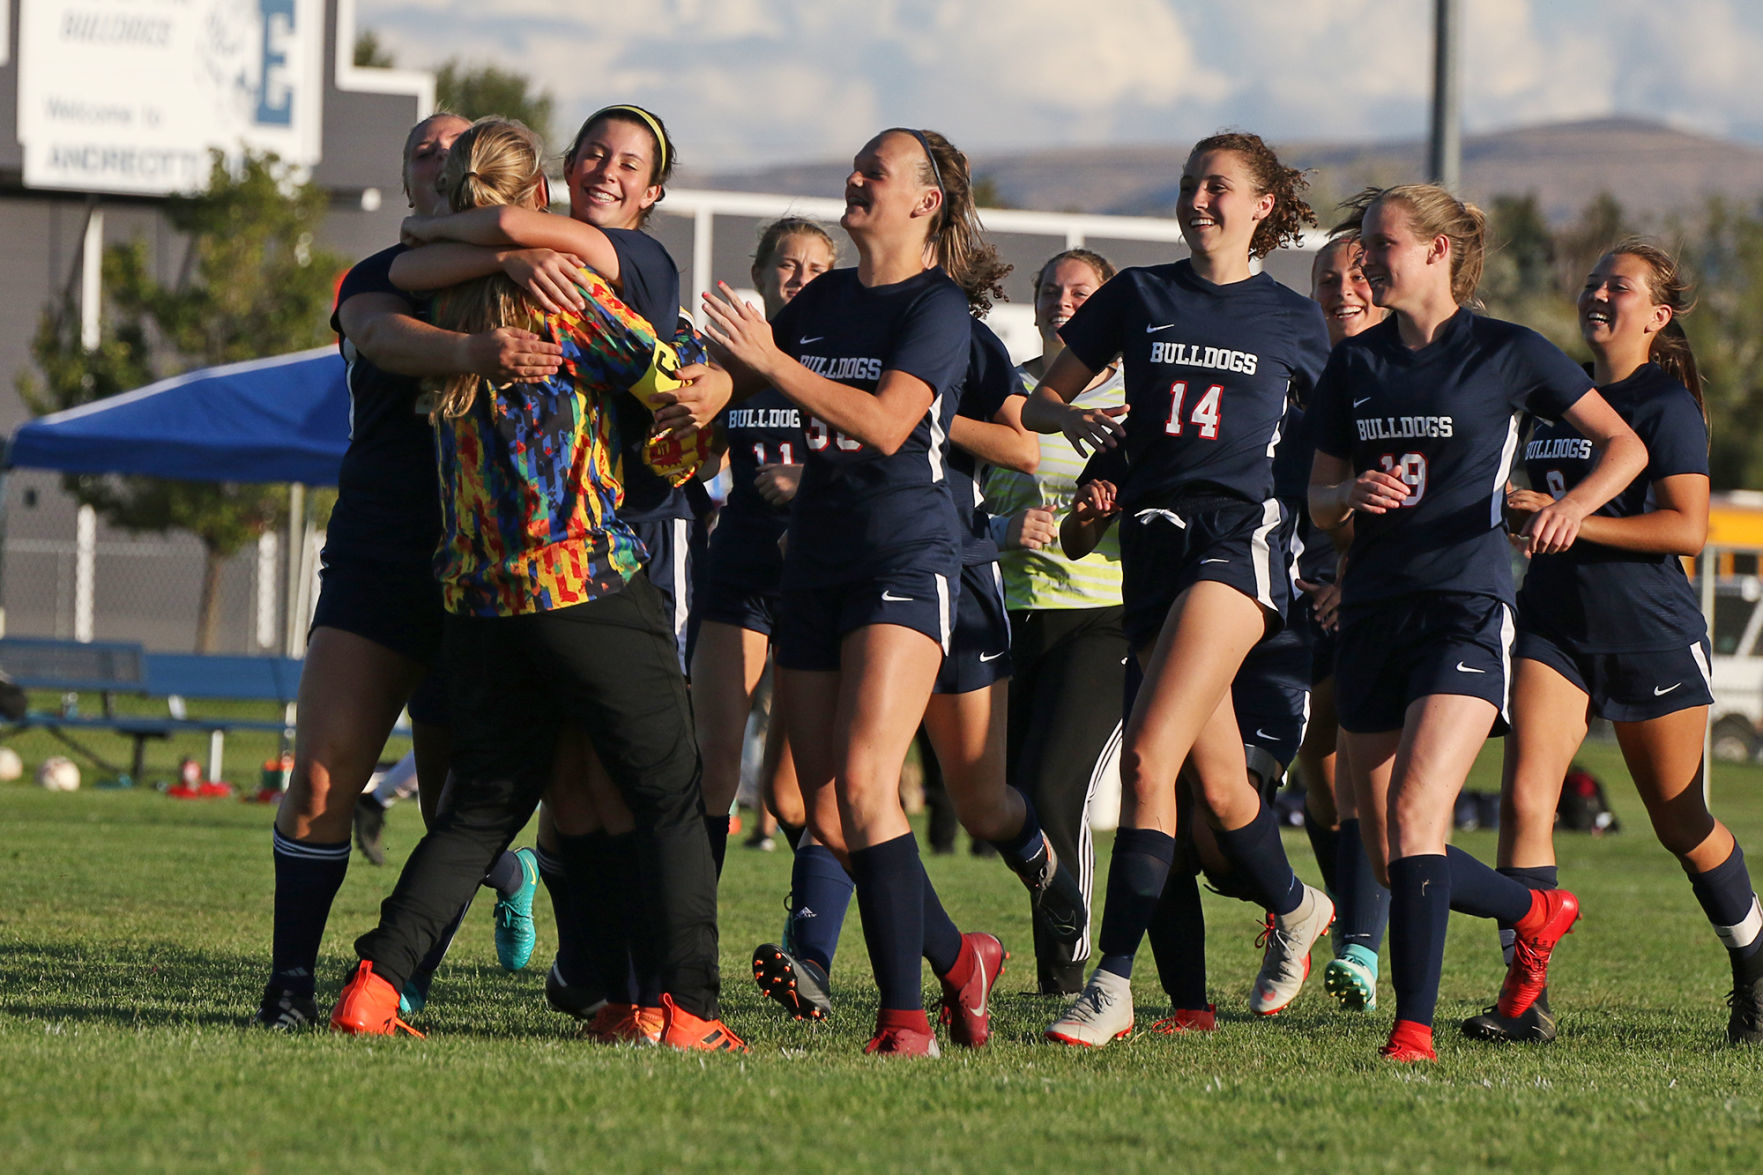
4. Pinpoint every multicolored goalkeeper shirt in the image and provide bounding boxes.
[434,267,703,617]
